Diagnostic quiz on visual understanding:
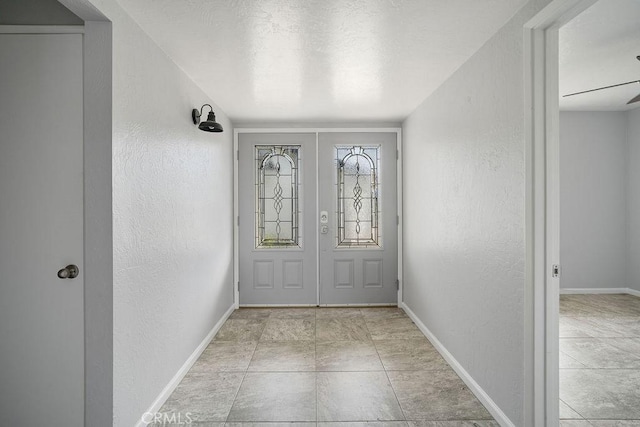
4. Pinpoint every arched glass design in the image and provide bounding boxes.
[255,145,300,248]
[336,146,380,247]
